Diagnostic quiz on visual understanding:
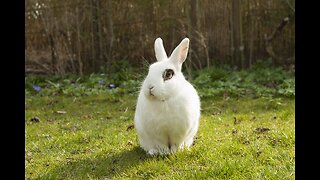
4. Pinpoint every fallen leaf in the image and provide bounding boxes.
[25,152,32,161]
[234,117,241,125]
[255,127,270,133]
[30,117,40,123]
[126,124,134,131]
[83,115,93,119]
[232,129,238,135]
[212,111,221,115]
[256,151,262,157]
[47,118,57,122]
[118,107,129,112]
[55,111,66,114]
